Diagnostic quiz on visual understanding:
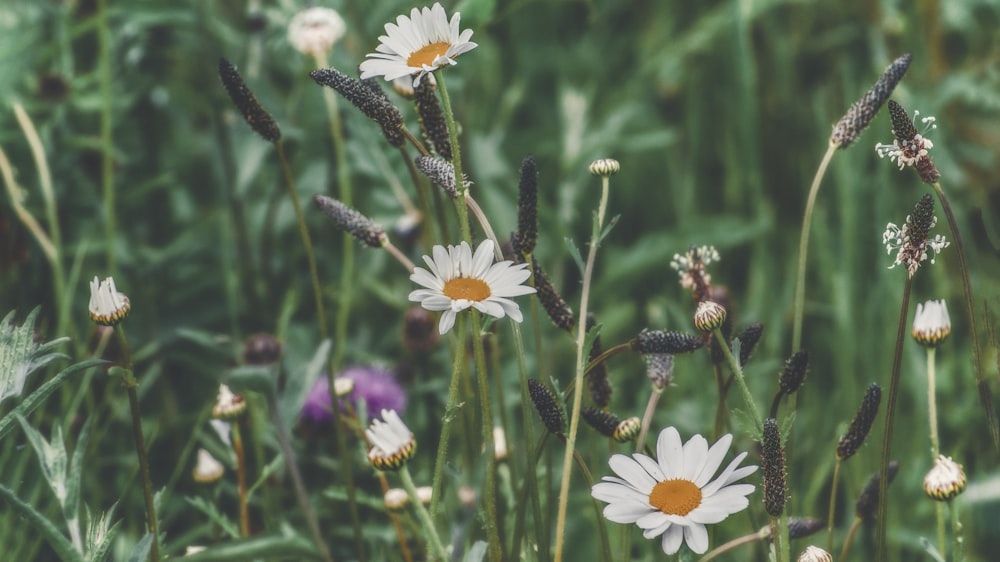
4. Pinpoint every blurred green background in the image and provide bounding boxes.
[1,0,999,560]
